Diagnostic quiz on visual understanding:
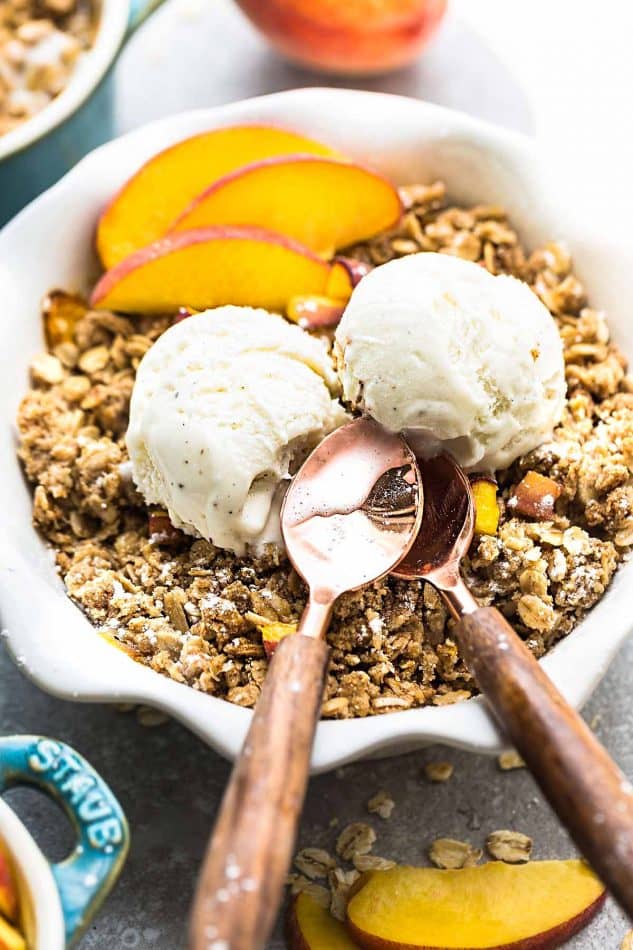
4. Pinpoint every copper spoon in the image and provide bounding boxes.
[189,418,423,950]
[394,452,633,916]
